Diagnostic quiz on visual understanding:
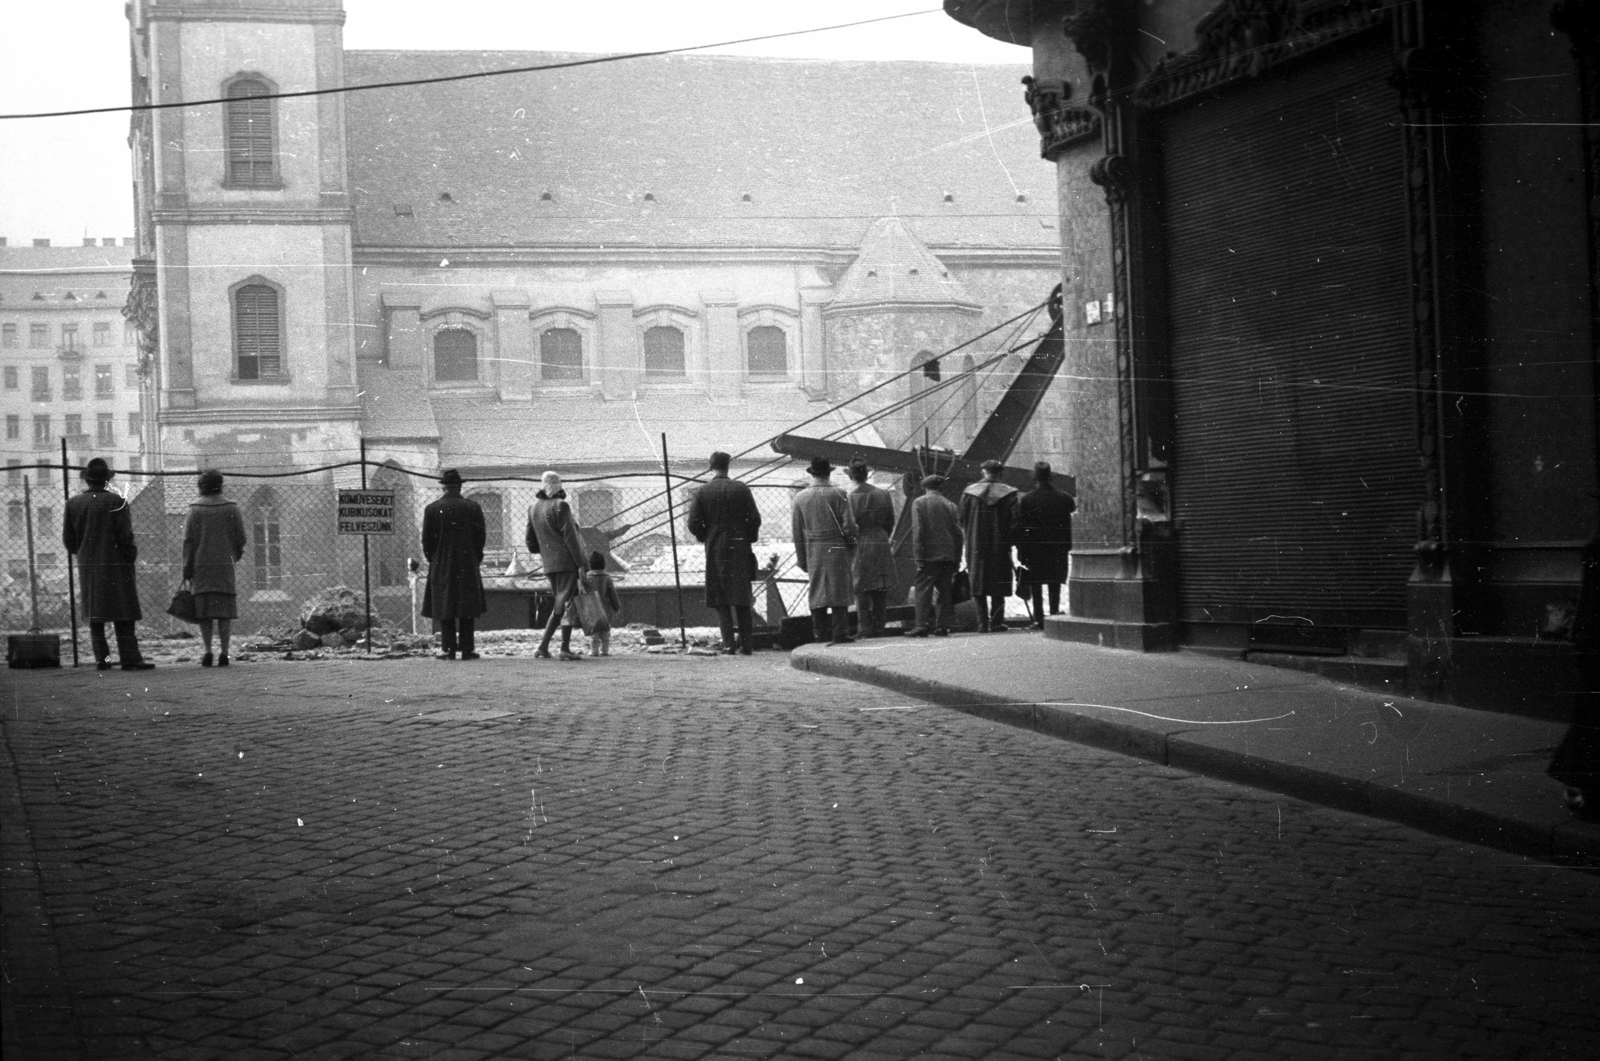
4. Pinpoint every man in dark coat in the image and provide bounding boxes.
[906,474,962,637]
[791,456,858,645]
[421,469,487,661]
[687,450,762,654]
[63,457,153,670]
[527,470,587,660]
[959,458,1020,632]
[847,458,896,638]
[1016,460,1075,628]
